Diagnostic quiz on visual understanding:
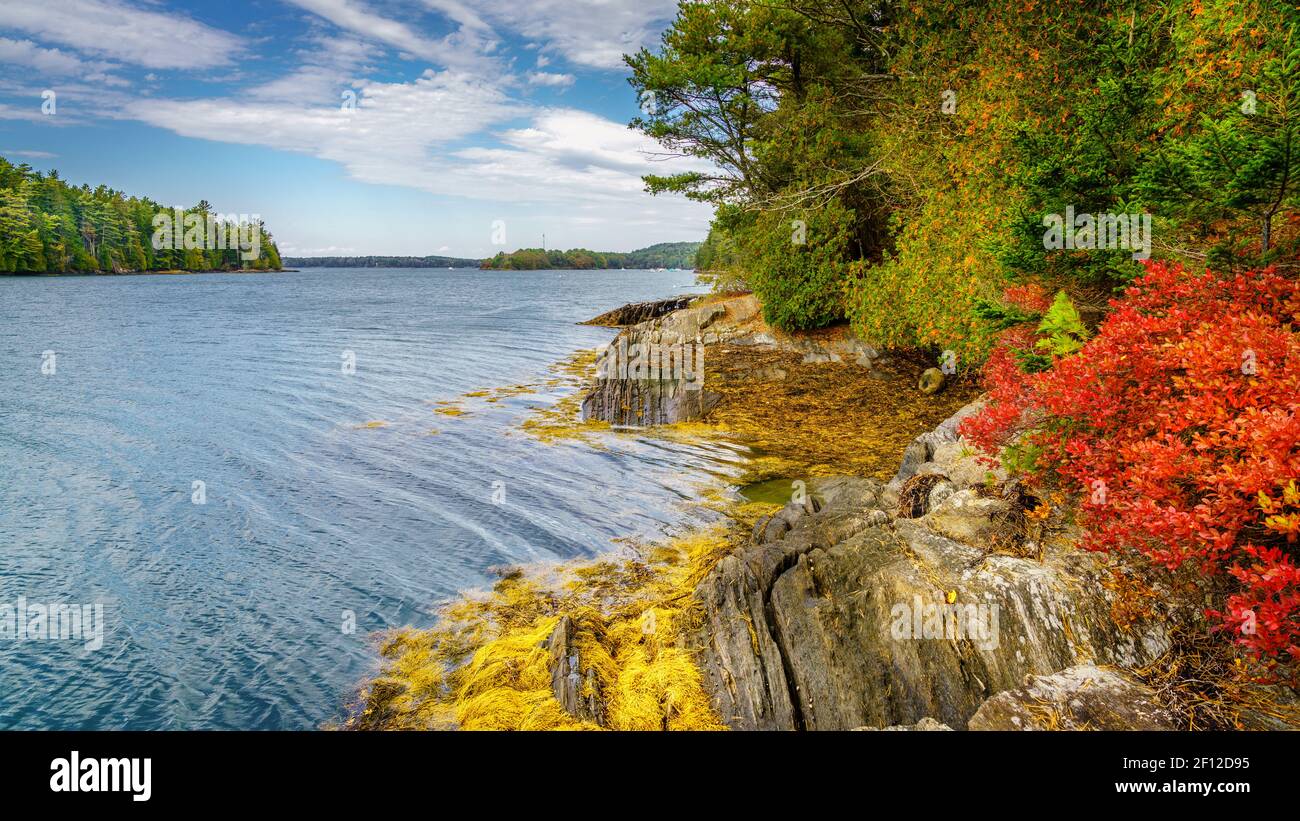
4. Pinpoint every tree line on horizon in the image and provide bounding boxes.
[0,155,283,274]
[284,254,482,269]
[479,241,701,270]
[285,243,703,271]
